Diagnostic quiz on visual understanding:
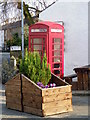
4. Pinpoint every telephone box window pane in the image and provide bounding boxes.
[33,38,42,44]
[53,58,60,62]
[51,29,62,33]
[53,51,60,56]
[31,29,47,32]
[33,45,42,50]
[54,44,60,50]
[54,38,60,43]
